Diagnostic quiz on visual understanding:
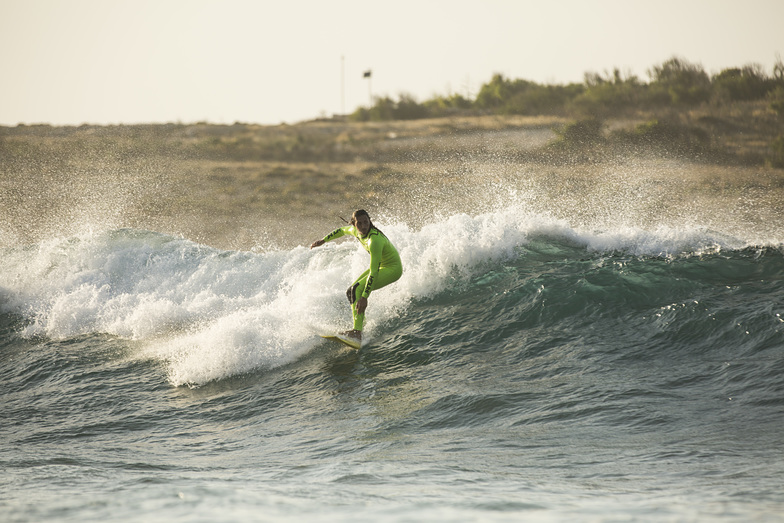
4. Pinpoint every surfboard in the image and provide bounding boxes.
[320,334,362,350]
